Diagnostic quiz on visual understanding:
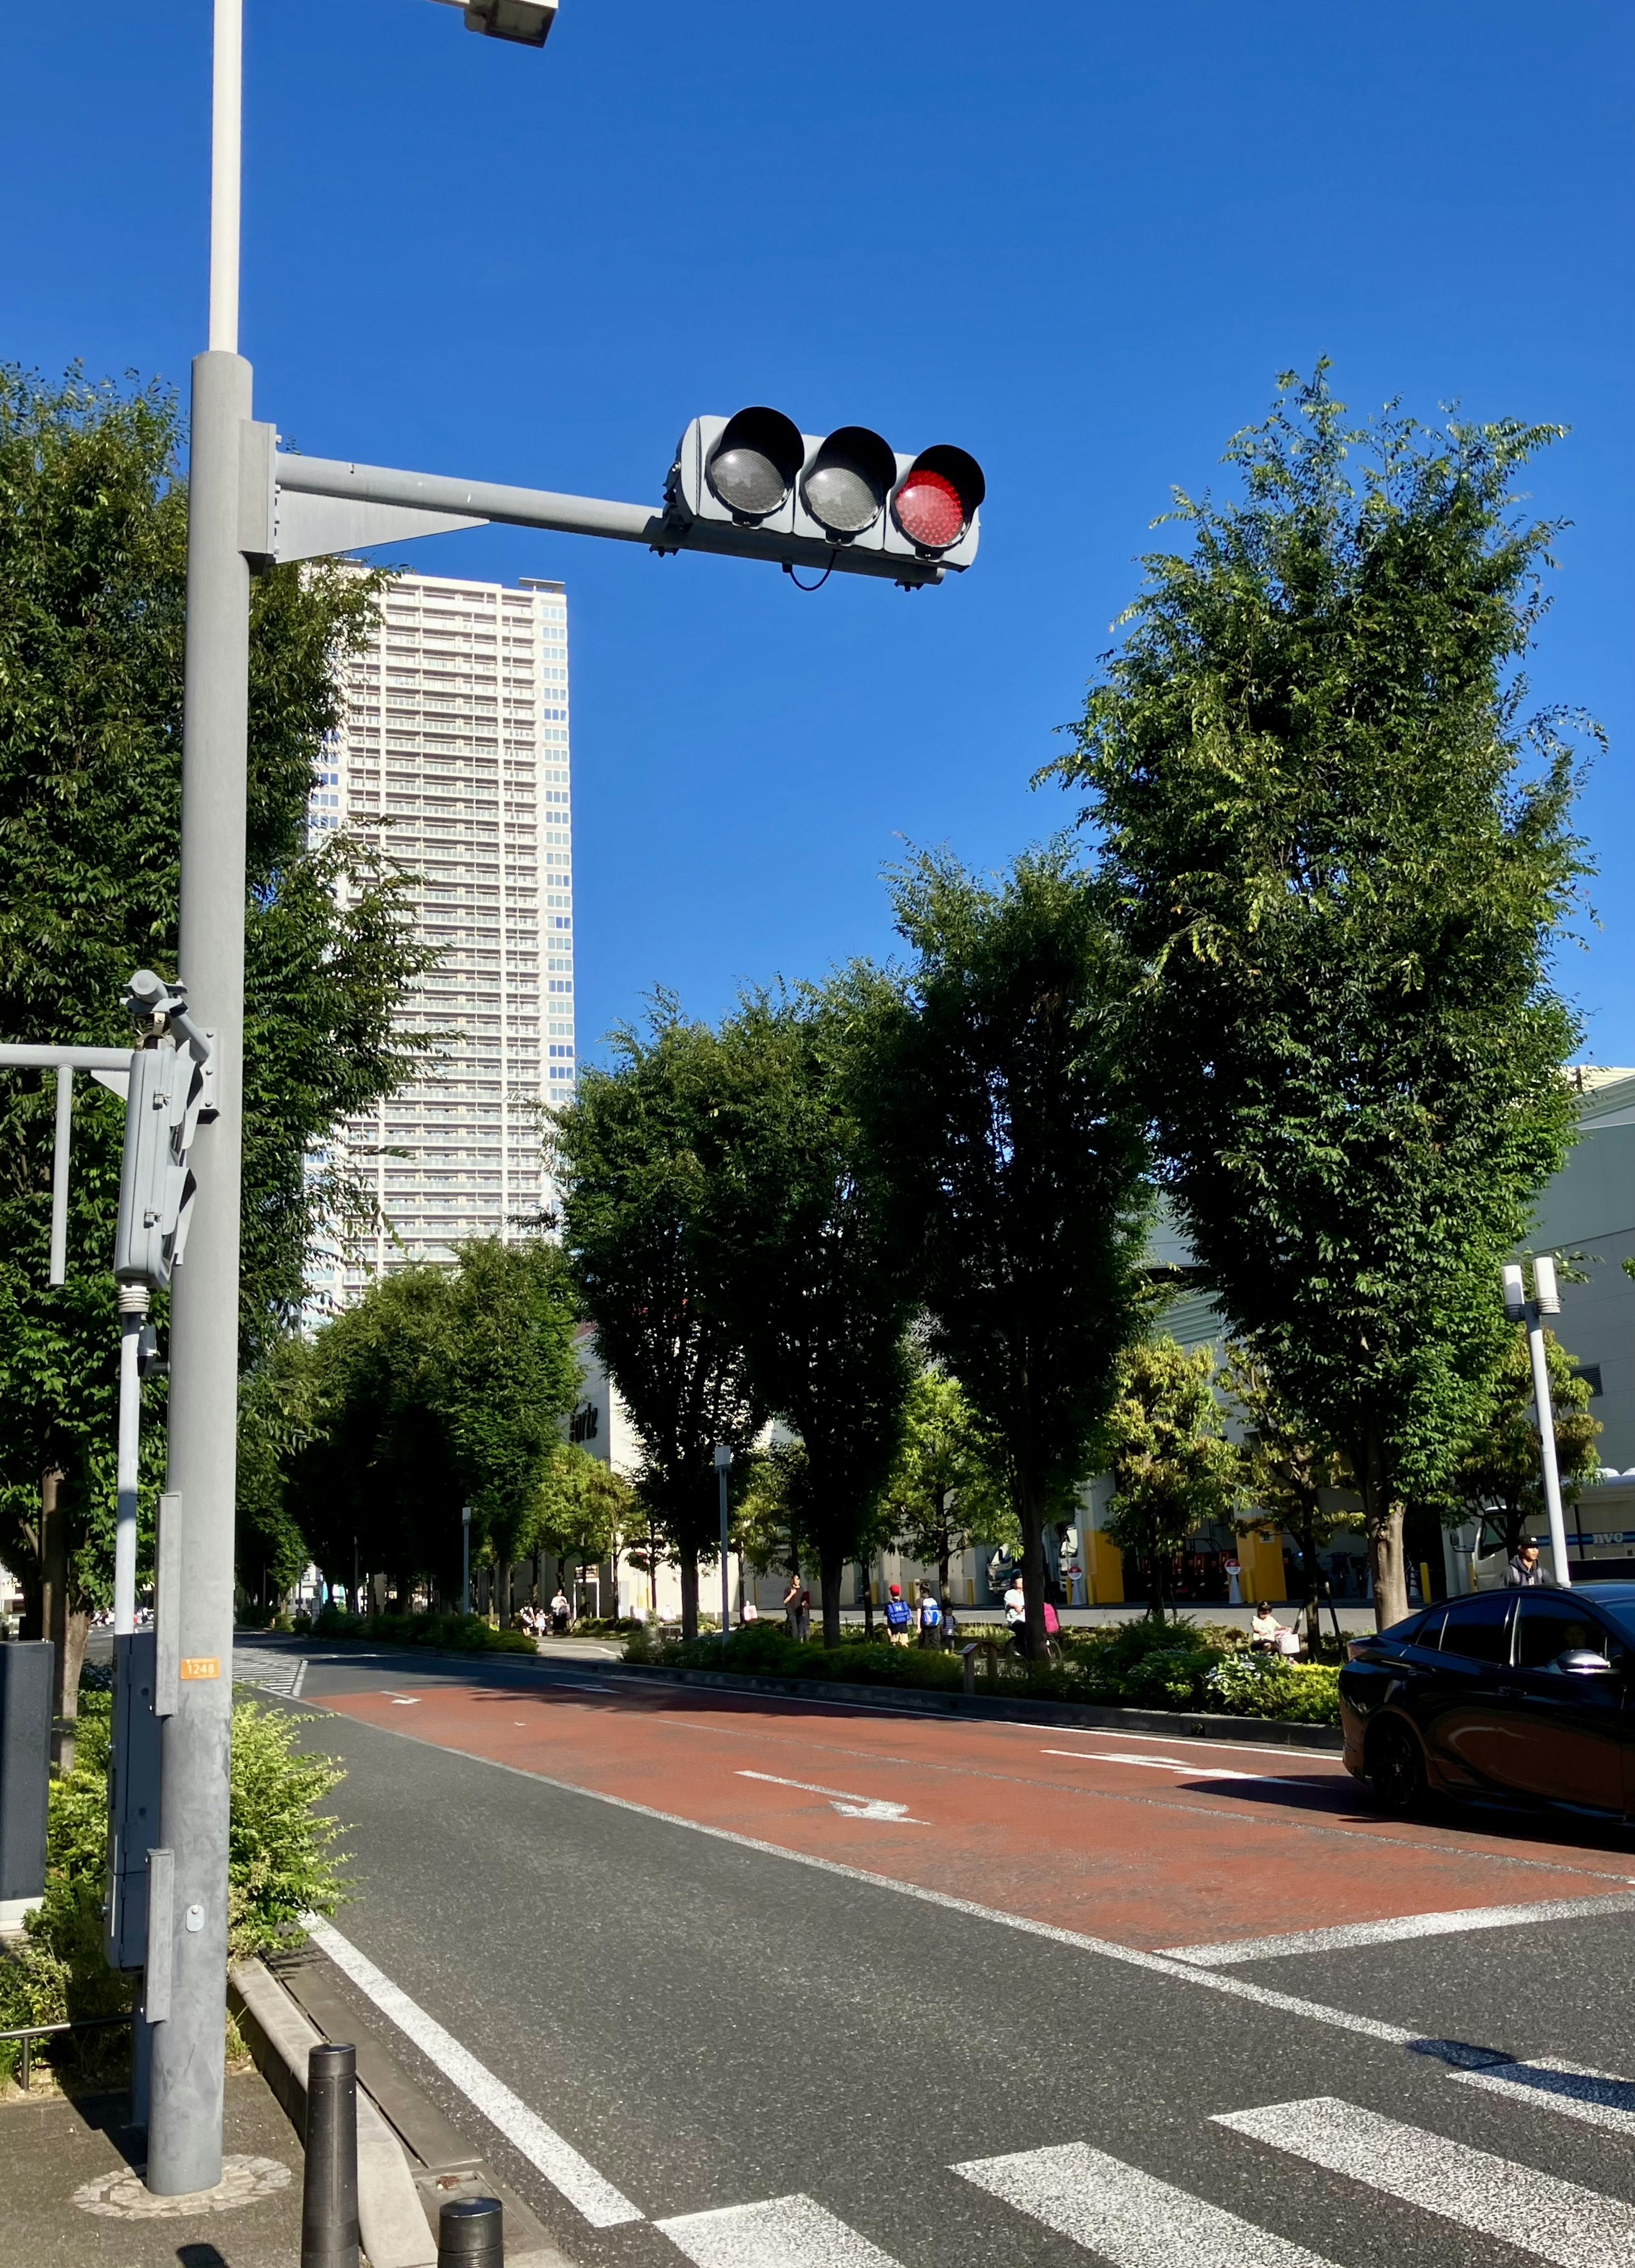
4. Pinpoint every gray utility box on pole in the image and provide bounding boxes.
[105,1633,162,1970]
[0,1642,54,1932]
